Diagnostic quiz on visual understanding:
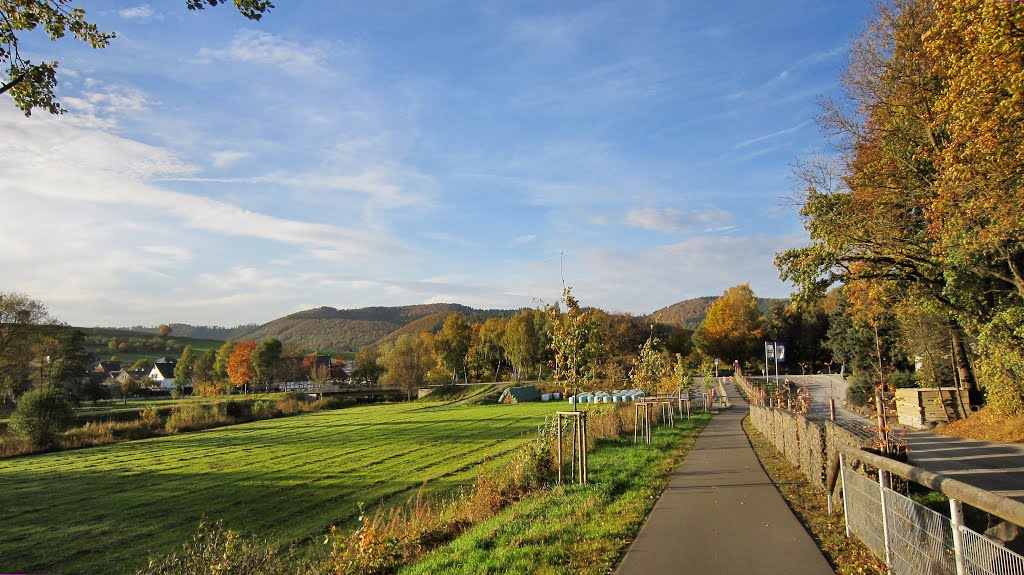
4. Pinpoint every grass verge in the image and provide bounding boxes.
[743,416,886,575]
[398,412,712,575]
